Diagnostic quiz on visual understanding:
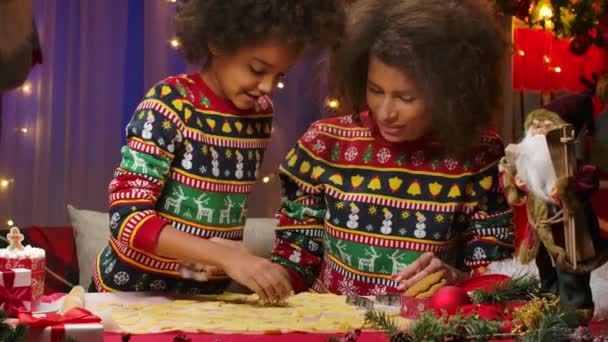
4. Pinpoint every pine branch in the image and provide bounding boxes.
[364,310,400,335]
[12,323,27,342]
[520,310,575,342]
[0,309,27,342]
[407,311,453,340]
[404,311,504,341]
[470,273,539,304]
[460,315,503,342]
